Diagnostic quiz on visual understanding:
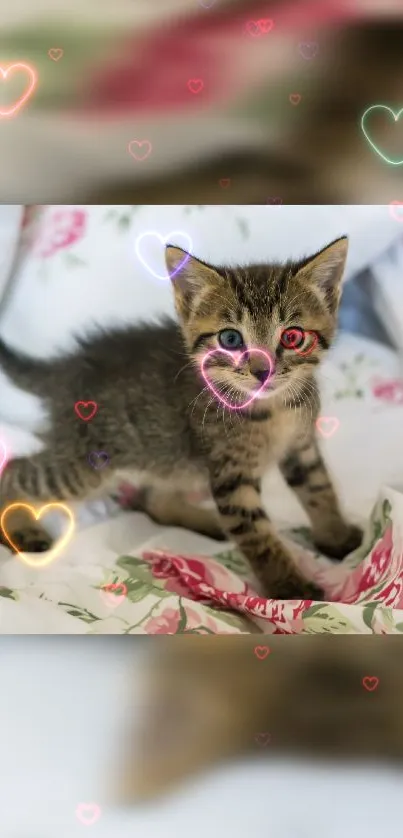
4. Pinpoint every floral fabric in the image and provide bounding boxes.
[1,486,403,634]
